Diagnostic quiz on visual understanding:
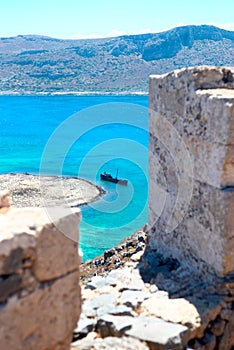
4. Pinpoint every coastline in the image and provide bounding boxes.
[0,91,148,96]
[80,227,147,283]
[0,173,105,208]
